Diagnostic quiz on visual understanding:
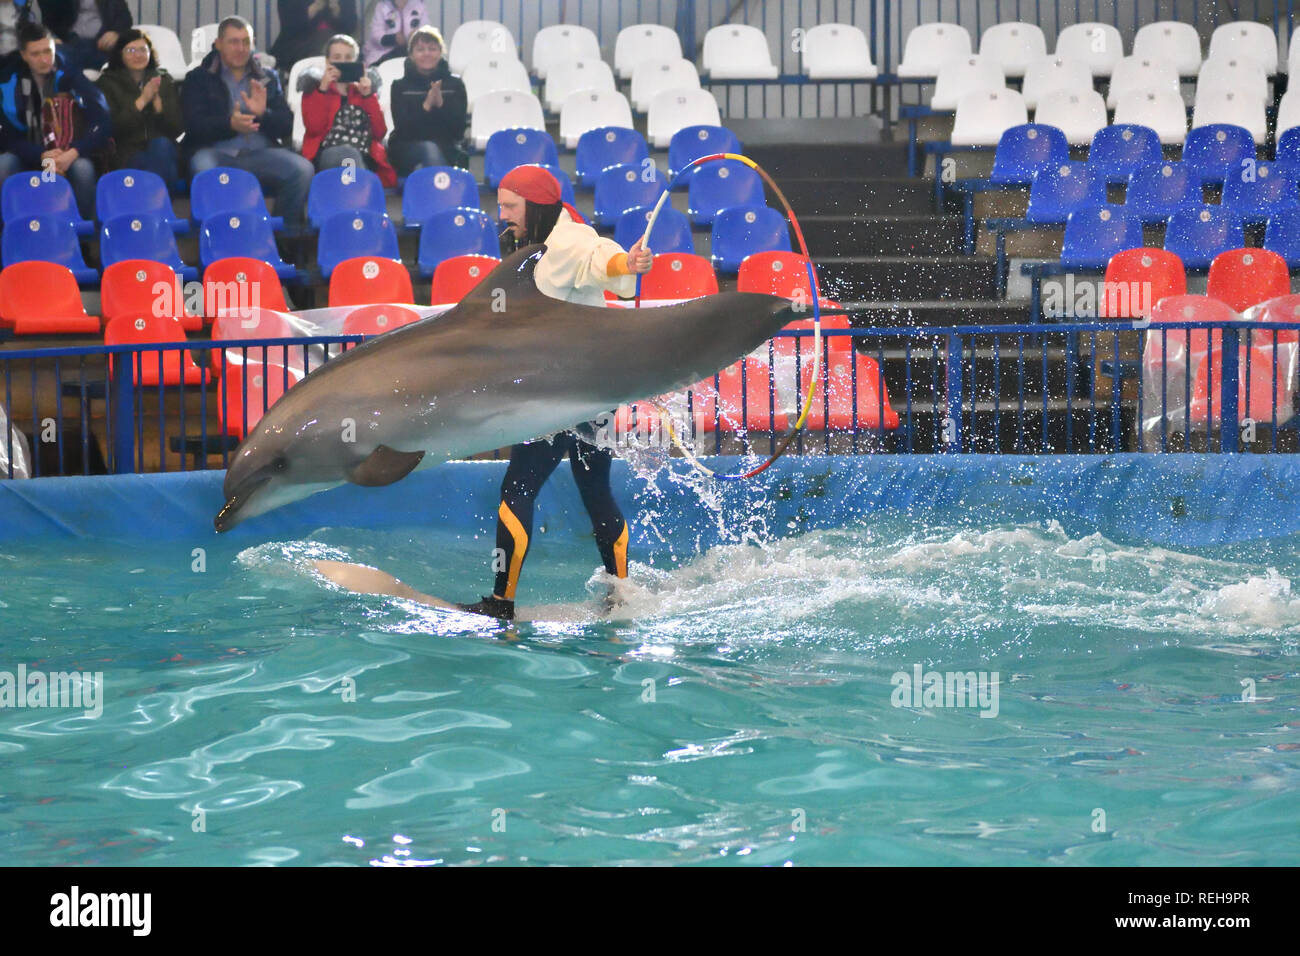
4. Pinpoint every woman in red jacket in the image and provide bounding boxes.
[300,34,396,186]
